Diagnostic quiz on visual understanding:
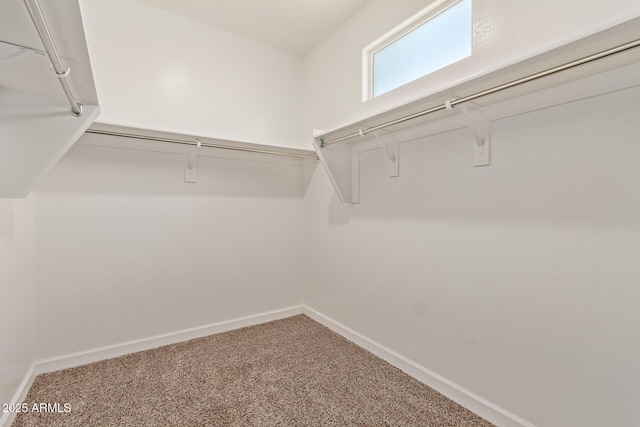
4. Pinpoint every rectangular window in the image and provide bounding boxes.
[366,0,472,99]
